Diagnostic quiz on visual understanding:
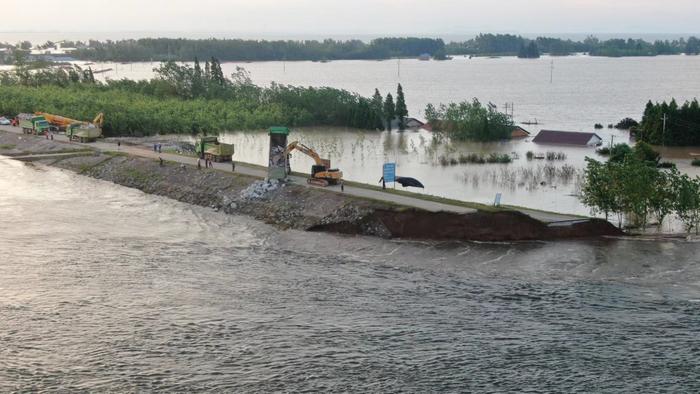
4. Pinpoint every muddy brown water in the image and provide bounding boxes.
[2,157,700,391]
